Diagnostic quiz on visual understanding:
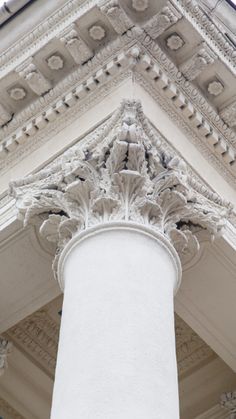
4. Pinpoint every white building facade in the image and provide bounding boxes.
[0,0,236,418]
